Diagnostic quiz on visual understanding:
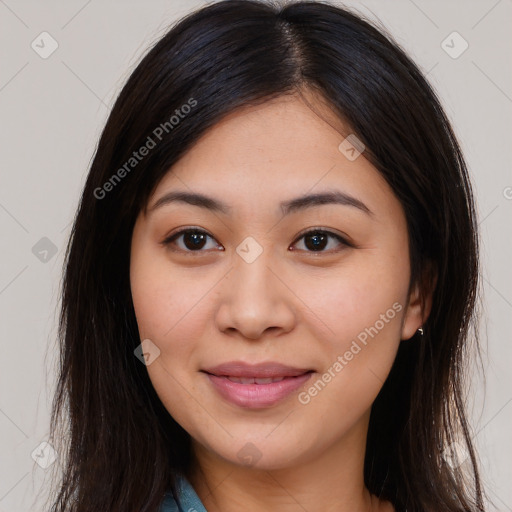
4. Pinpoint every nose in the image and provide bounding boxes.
[214,251,297,340]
